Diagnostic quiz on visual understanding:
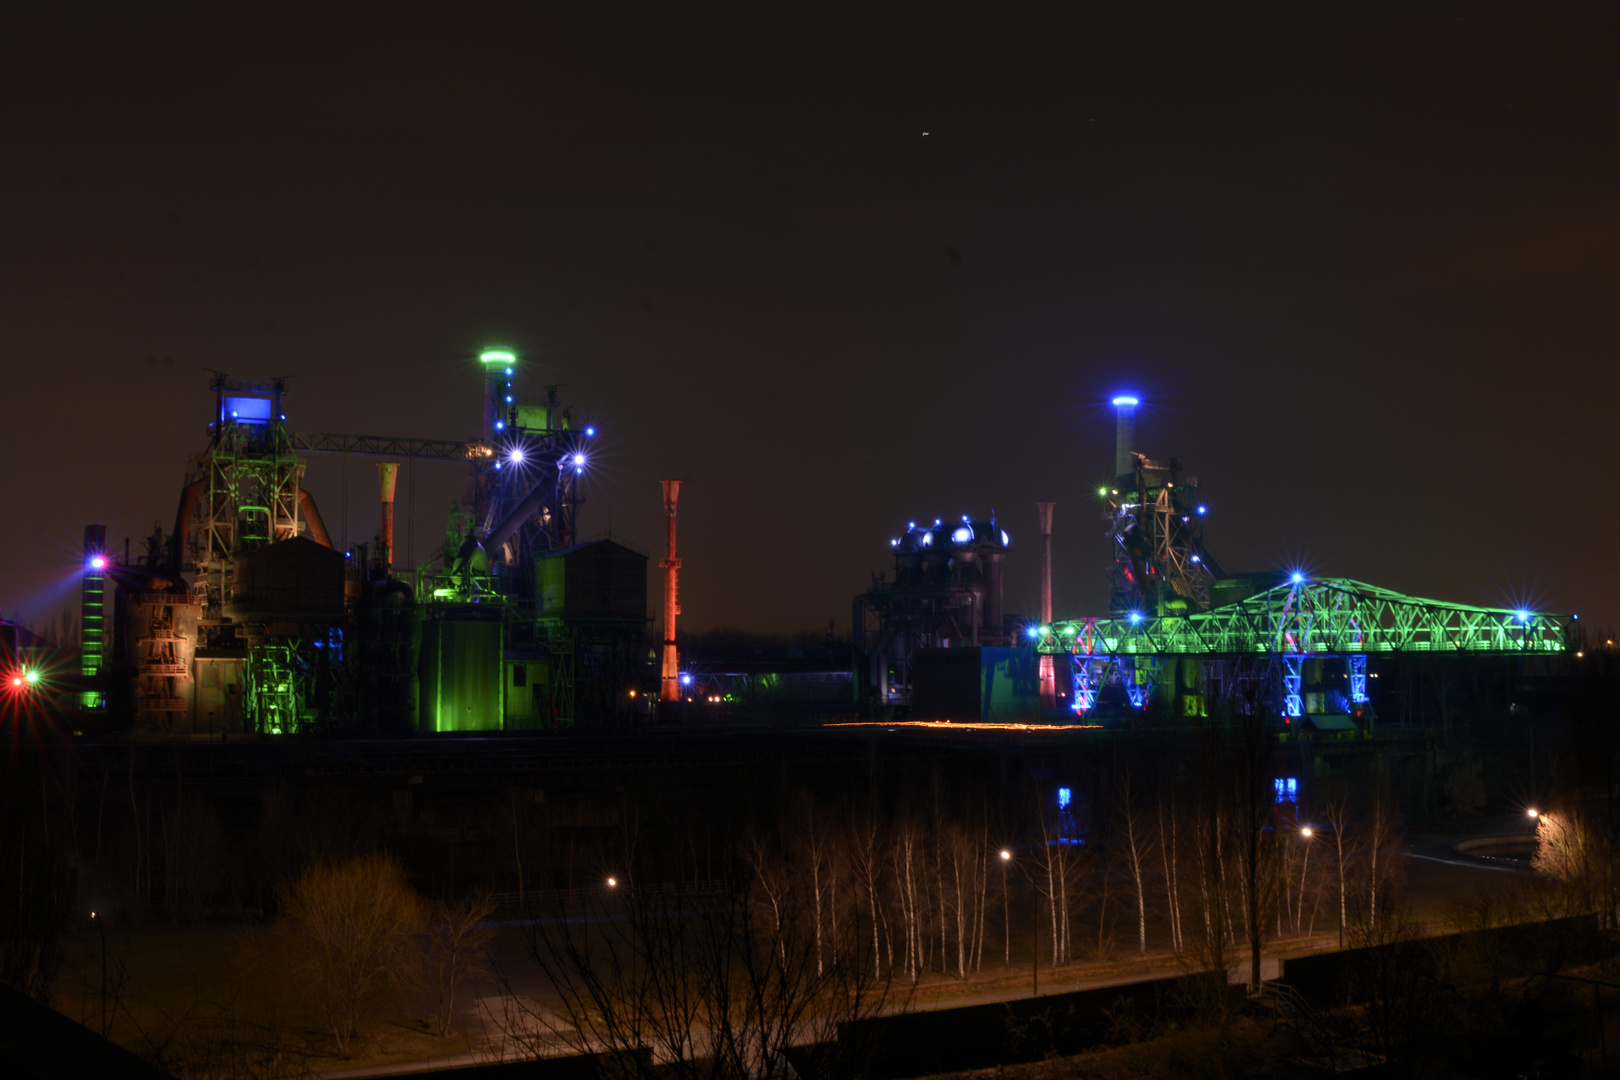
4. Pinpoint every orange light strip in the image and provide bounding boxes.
[826,720,1103,732]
